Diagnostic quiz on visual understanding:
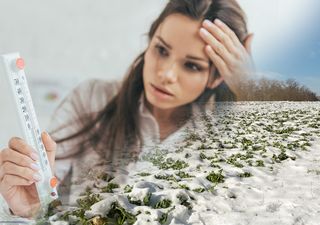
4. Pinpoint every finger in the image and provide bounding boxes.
[41,132,56,153]
[202,20,240,56]
[0,148,40,171]
[0,162,41,183]
[205,45,230,79]
[41,131,56,172]
[214,19,243,48]
[8,137,39,161]
[0,174,34,192]
[200,28,234,65]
